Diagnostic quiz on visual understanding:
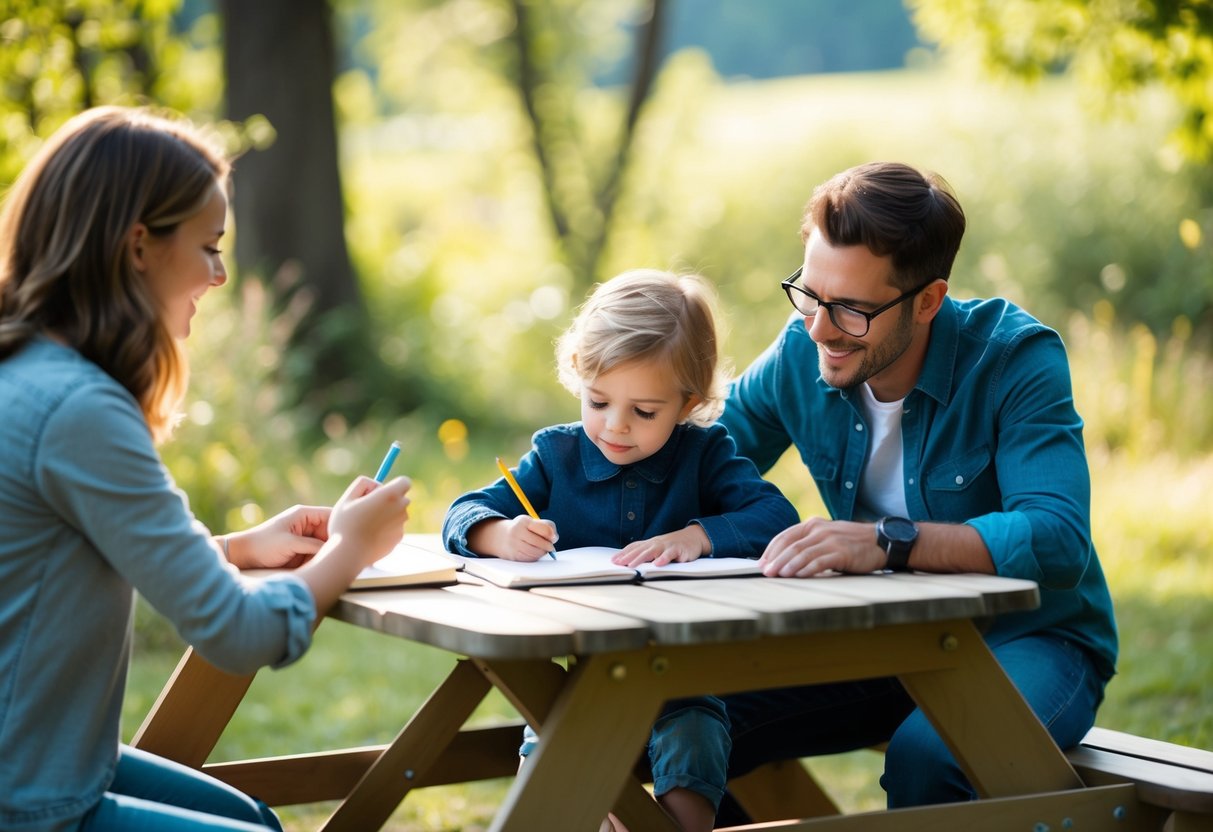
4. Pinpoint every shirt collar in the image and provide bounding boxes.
[579,423,686,483]
[915,295,958,406]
